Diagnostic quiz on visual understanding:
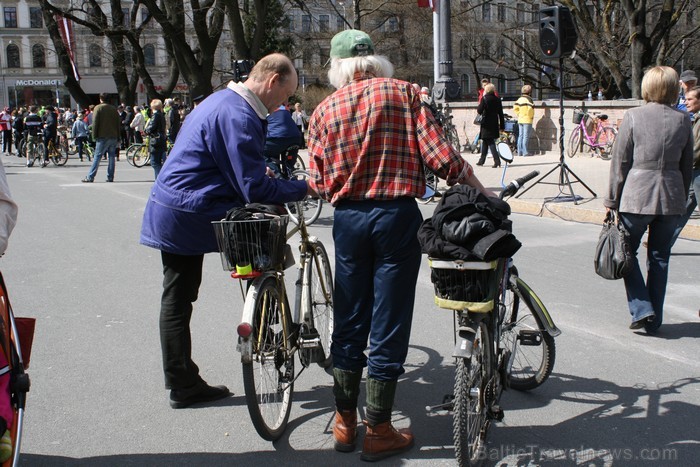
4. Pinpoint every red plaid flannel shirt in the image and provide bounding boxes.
[307,77,472,205]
